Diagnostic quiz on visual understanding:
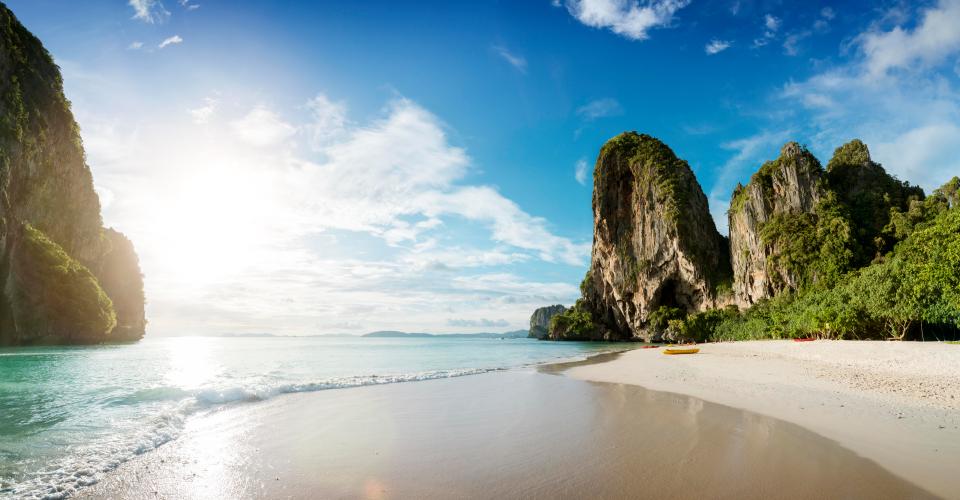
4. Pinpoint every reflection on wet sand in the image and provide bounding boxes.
[81,370,935,499]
